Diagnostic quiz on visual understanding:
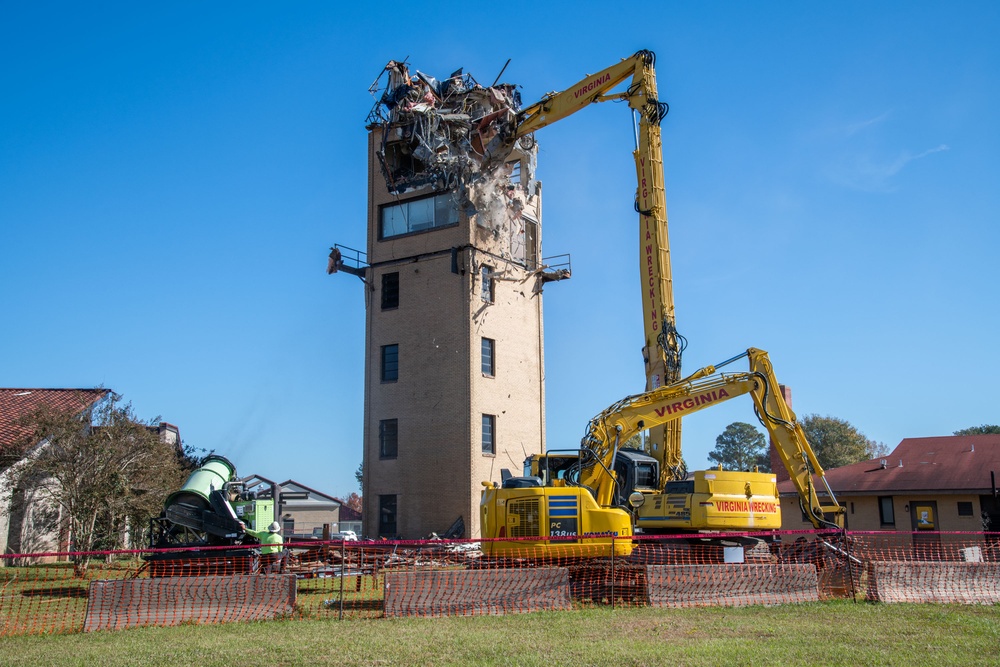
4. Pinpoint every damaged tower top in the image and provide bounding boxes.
[354,58,559,540]
[366,59,538,228]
